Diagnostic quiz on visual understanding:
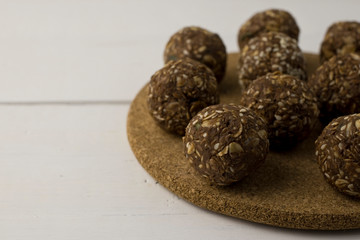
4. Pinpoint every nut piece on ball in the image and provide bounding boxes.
[320,21,360,63]
[315,113,360,198]
[164,26,227,82]
[240,72,319,148]
[238,32,306,90]
[183,104,269,186]
[309,53,360,123]
[238,9,299,49]
[148,58,219,136]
